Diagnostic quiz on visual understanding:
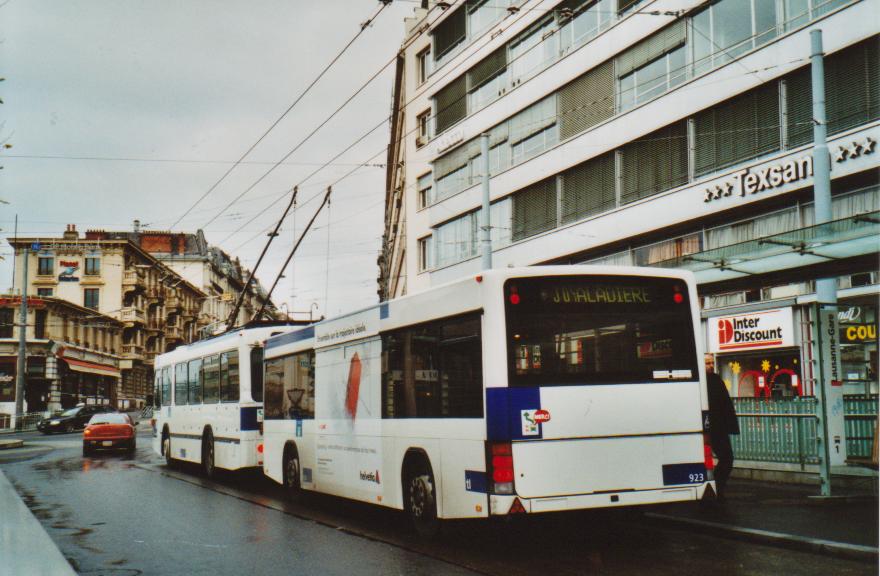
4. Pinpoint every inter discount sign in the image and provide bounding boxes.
[708,308,794,352]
